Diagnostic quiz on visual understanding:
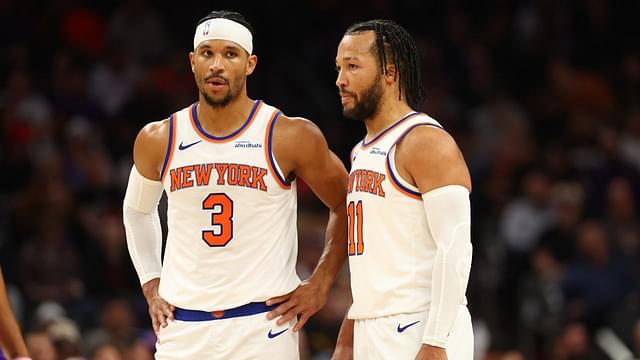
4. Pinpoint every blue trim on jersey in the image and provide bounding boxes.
[159,113,175,180]
[386,155,422,197]
[174,302,278,321]
[386,122,444,197]
[191,100,262,140]
[361,111,420,147]
[267,111,291,186]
